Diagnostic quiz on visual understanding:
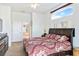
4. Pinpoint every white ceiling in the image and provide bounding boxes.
[0,3,64,13]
